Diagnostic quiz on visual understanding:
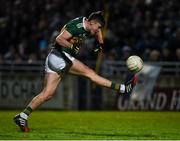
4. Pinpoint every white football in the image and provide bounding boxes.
[126,55,143,73]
